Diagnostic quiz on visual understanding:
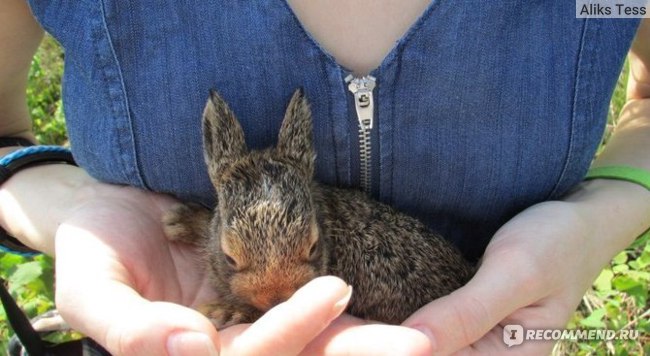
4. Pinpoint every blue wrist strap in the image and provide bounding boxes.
[584,166,650,191]
[0,146,76,255]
